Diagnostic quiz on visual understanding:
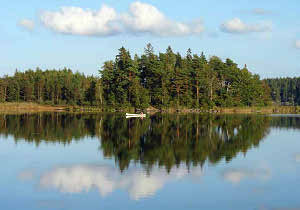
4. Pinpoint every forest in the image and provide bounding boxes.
[0,68,100,106]
[265,77,300,106]
[0,44,273,110]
